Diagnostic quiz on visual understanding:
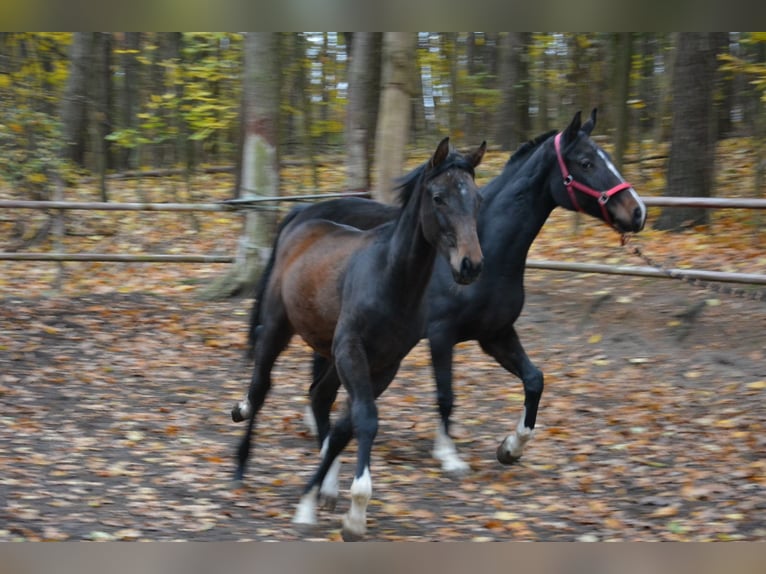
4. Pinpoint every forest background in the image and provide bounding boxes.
[1,32,765,296]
